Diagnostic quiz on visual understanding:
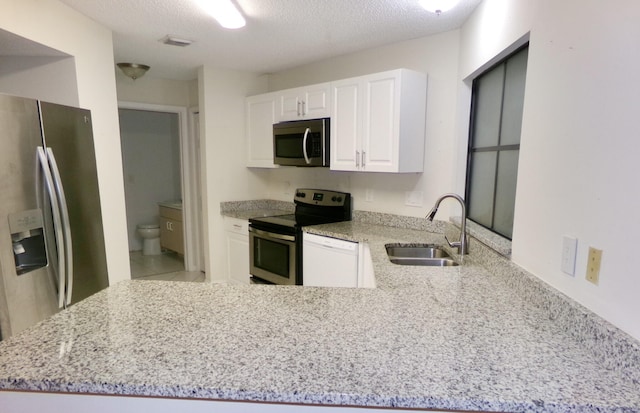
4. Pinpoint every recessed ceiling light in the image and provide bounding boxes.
[194,0,246,29]
[419,0,461,15]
